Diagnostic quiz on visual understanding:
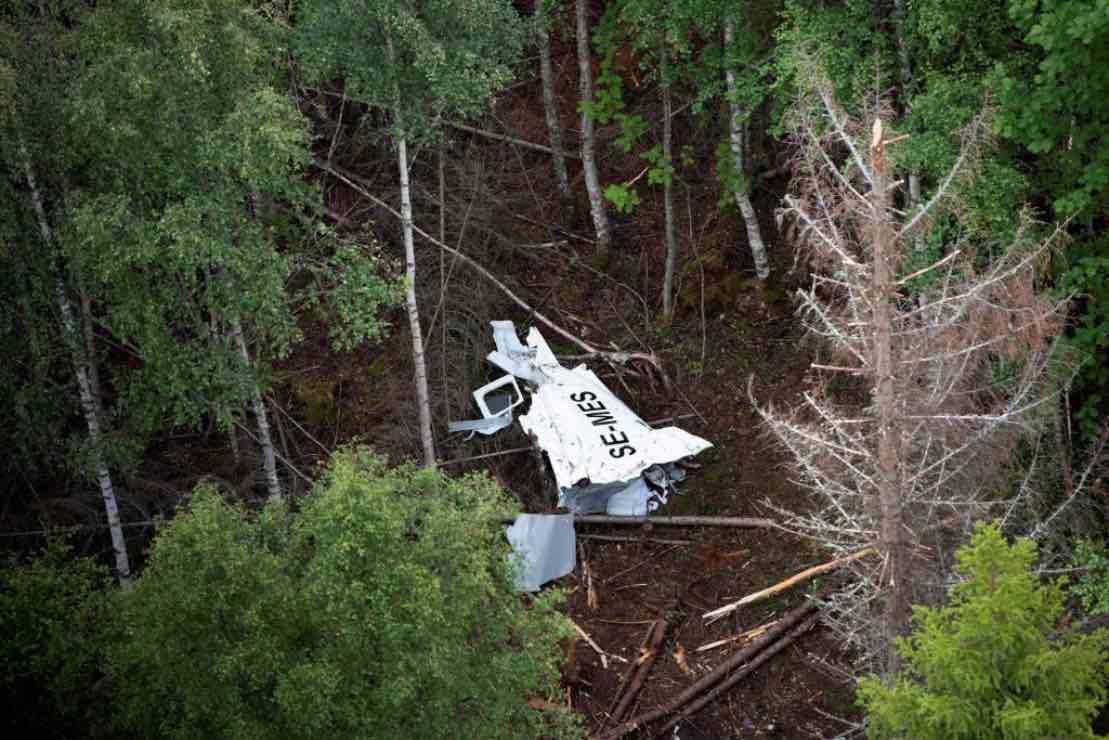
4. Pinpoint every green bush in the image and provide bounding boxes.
[0,542,111,738]
[857,523,1109,739]
[107,448,579,739]
[1072,539,1109,615]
